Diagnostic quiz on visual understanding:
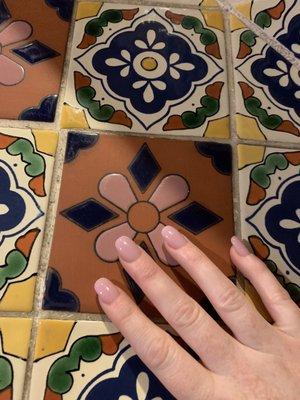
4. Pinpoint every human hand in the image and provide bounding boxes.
[95,226,300,400]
